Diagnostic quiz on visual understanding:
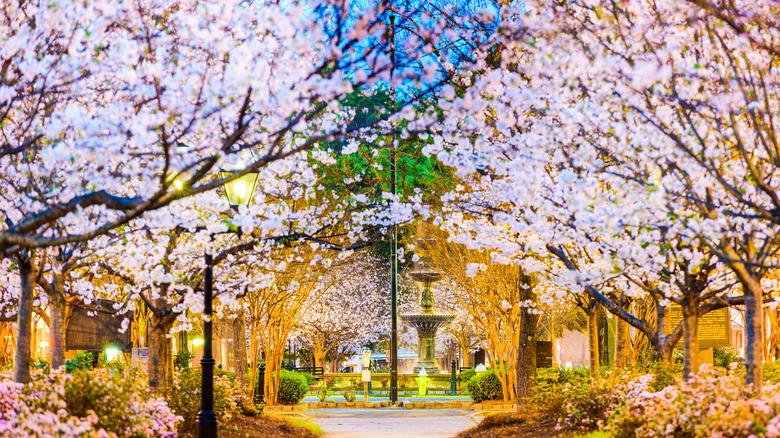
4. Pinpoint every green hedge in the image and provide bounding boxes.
[317,373,458,391]
[467,368,503,402]
[277,369,310,405]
